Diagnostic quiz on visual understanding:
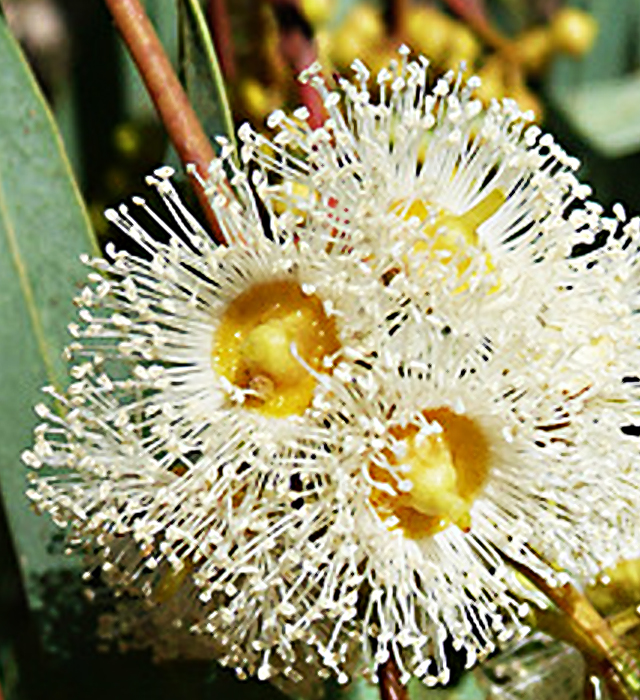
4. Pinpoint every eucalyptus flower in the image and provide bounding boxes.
[23,48,640,691]
[23,159,397,683]
[240,48,598,291]
[296,291,640,684]
[232,48,640,684]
